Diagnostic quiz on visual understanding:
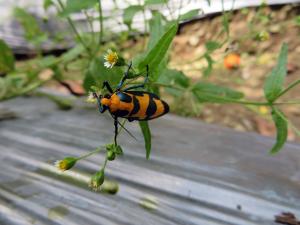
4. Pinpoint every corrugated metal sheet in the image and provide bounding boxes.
[0,96,299,225]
